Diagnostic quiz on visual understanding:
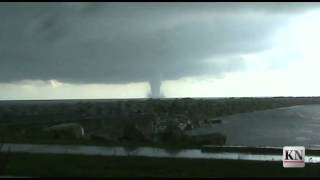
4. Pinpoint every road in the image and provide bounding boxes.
[1,143,320,163]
